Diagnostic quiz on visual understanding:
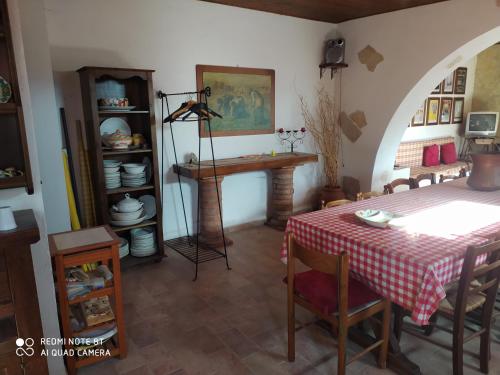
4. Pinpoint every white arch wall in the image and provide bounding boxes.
[337,0,500,190]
